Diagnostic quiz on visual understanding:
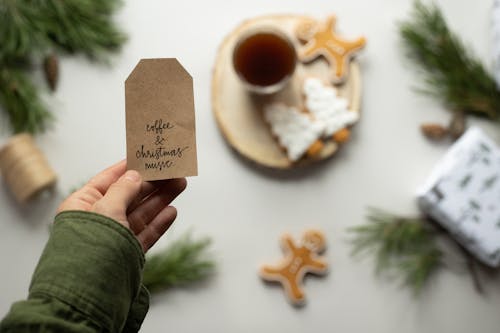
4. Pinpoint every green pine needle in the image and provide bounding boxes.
[0,67,52,133]
[0,1,47,62]
[143,234,215,293]
[0,0,127,134]
[349,208,442,294]
[399,1,500,119]
[39,0,127,61]
[0,0,126,62]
